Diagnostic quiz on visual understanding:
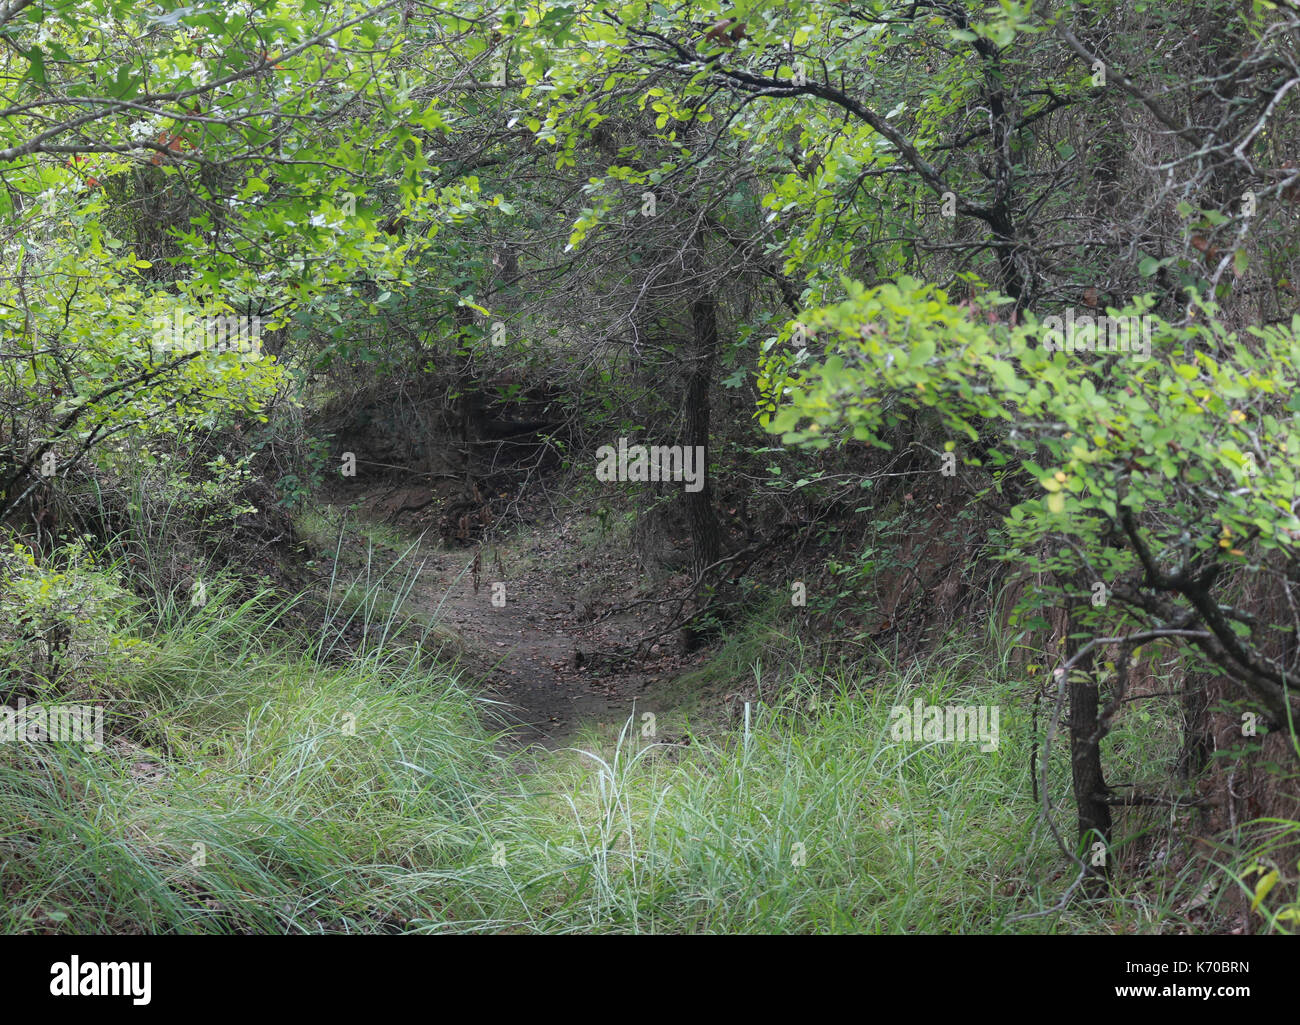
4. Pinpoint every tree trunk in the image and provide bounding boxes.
[451,304,477,489]
[685,293,721,578]
[1178,671,1212,781]
[1066,621,1112,889]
